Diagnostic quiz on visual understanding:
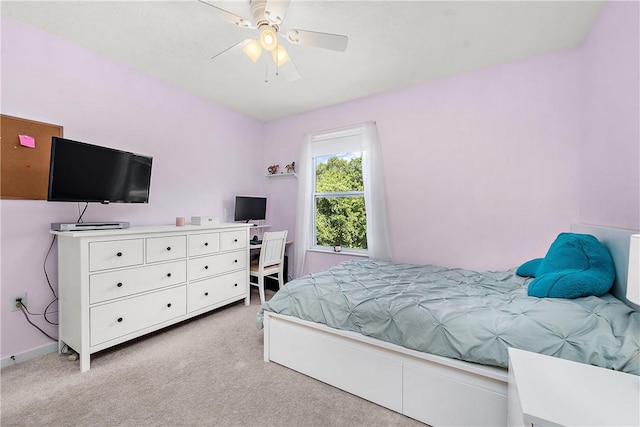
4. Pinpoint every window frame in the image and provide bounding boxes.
[309,129,368,256]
